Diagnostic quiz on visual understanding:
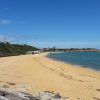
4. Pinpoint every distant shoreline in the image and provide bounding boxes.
[65,50,100,52]
[54,50,100,52]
